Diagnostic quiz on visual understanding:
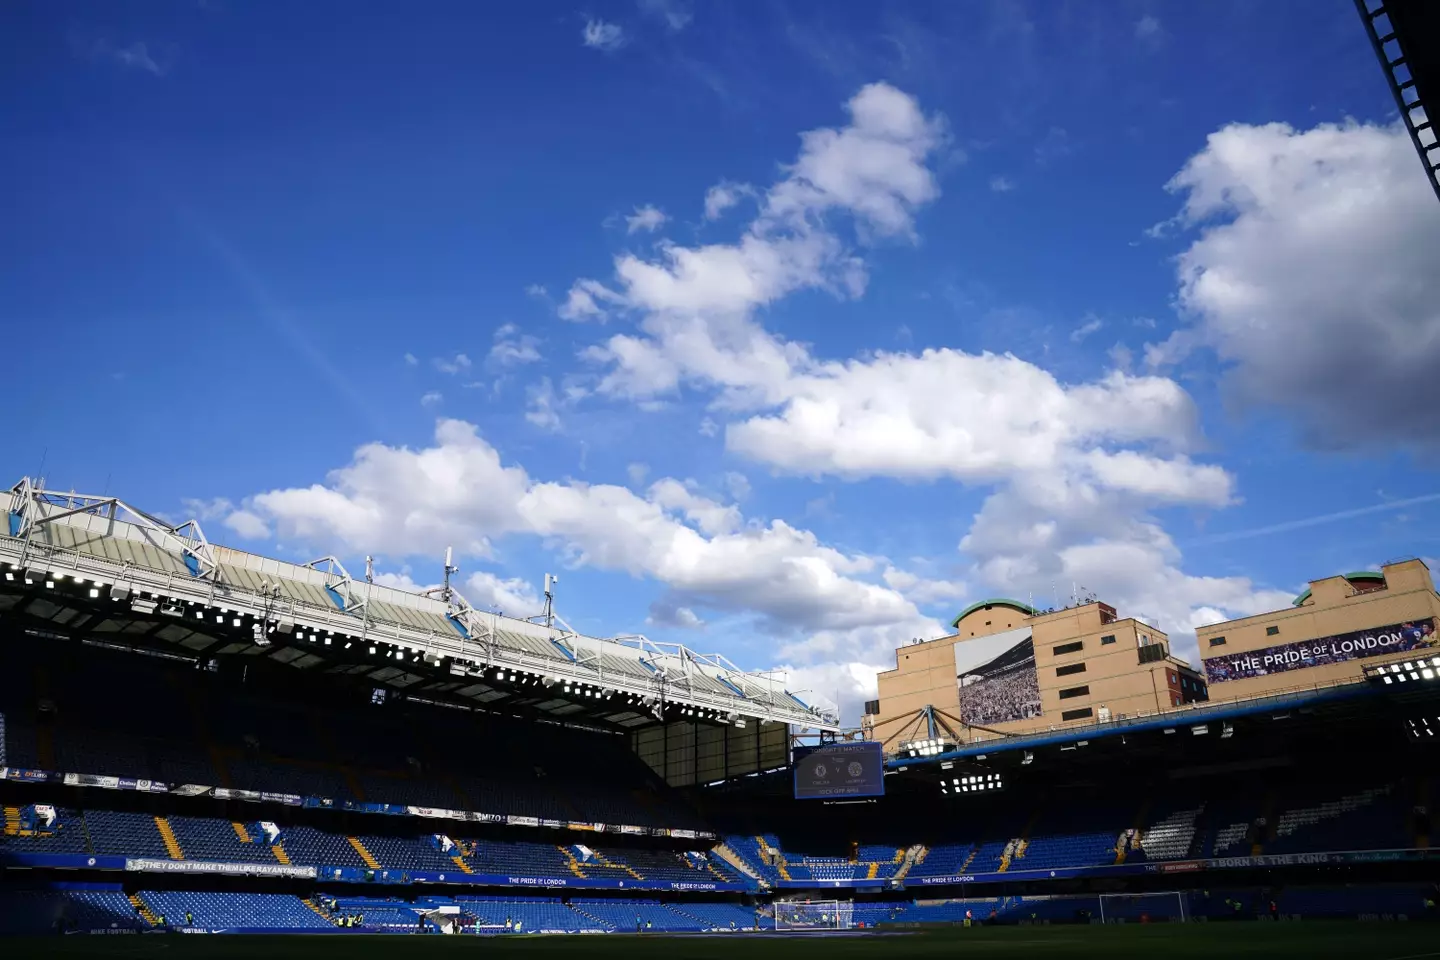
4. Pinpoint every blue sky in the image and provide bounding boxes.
[5,1,1440,721]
